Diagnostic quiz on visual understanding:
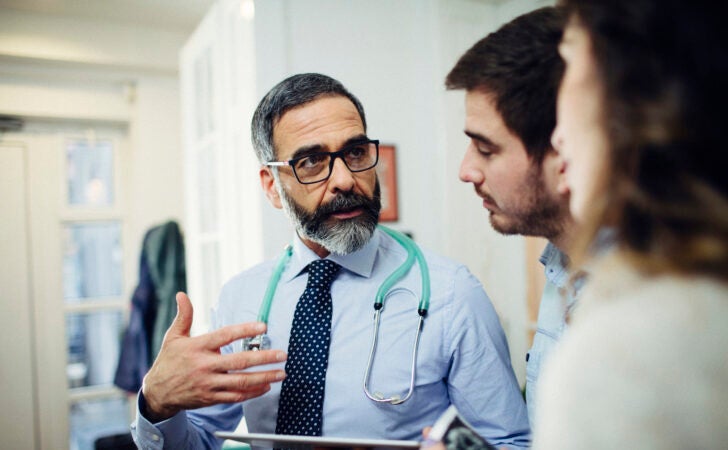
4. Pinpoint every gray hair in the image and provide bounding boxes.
[251,73,368,164]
